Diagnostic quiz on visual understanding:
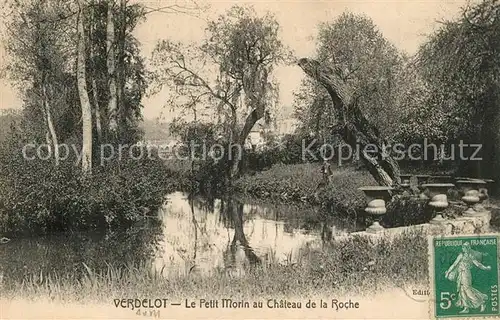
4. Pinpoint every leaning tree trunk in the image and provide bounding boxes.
[298,58,400,186]
[229,67,269,179]
[77,1,93,174]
